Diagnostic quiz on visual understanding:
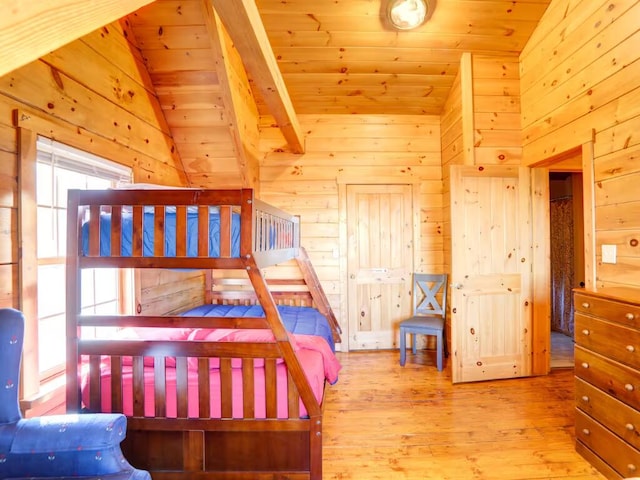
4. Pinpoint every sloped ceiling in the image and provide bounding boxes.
[0,0,551,187]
